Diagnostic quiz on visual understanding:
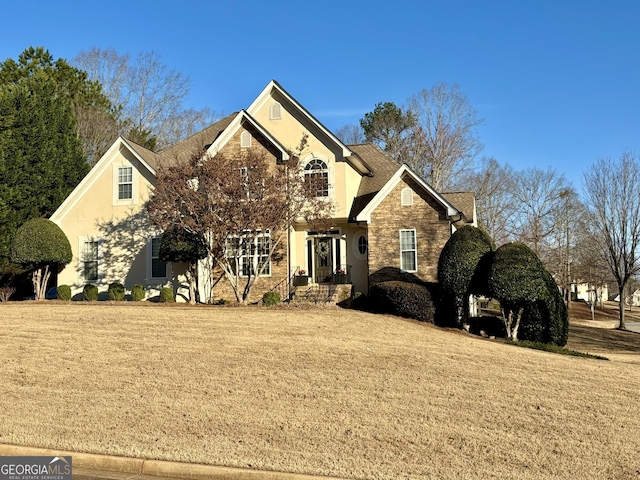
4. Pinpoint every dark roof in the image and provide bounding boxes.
[442,191,475,224]
[348,143,401,220]
[125,113,238,171]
